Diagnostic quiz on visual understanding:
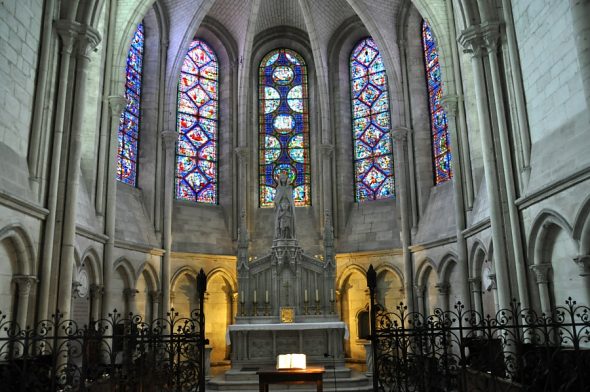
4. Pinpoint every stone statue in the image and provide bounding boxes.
[274,173,296,240]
